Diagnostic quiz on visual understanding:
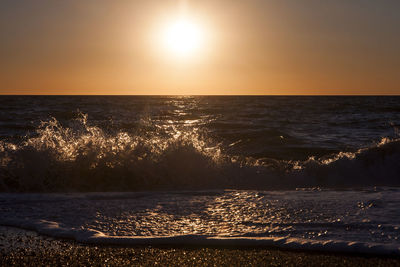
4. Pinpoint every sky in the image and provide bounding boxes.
[1,0,399,95]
